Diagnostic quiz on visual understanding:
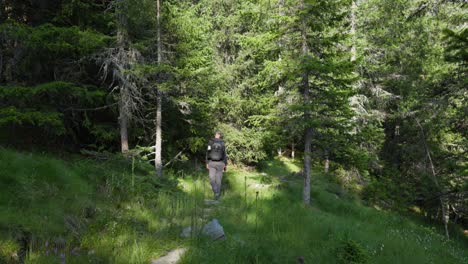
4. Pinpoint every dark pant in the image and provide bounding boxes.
[208,160,225,197]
